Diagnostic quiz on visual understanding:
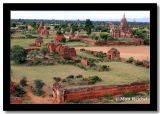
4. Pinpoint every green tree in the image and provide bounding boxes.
[11,45,27,64]
[14,84,26,97]
[31,22,37,30]
[20,77,27,87]
[33,79,45,96]
[85,19,94,35]
[11,23,16,27]
[71,23,79,34]
[100,33,111,41]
